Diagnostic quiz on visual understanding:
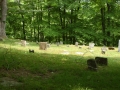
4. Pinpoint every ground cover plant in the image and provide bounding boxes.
[0,39,120,90]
